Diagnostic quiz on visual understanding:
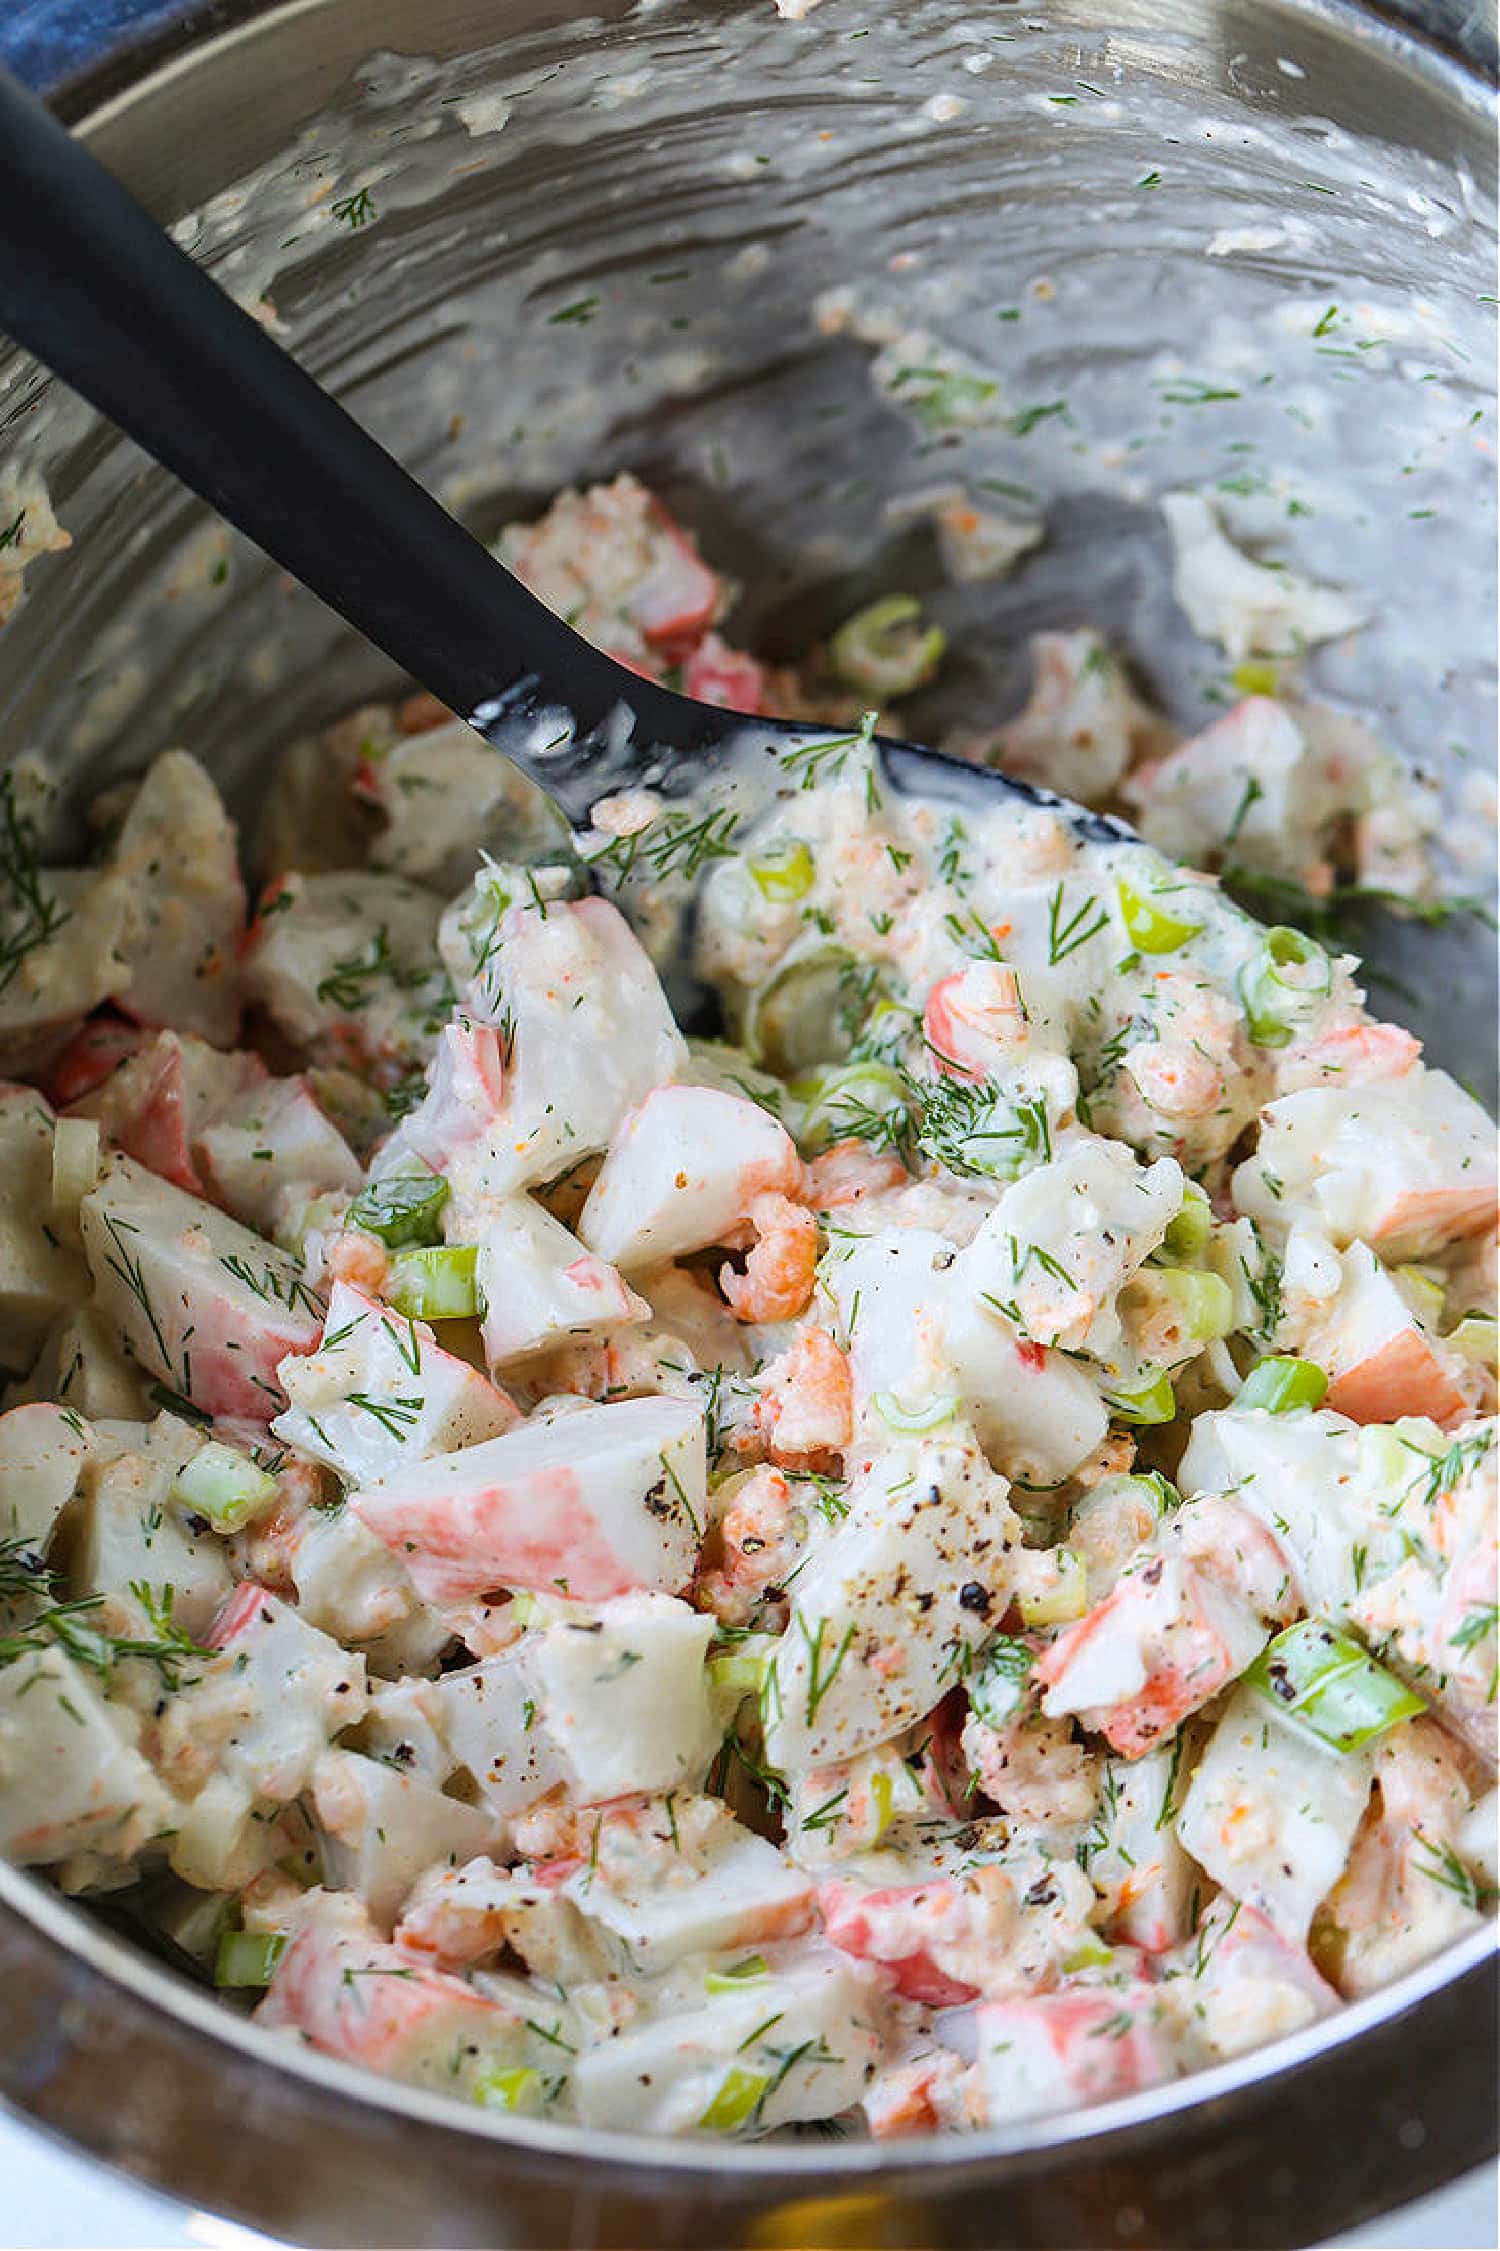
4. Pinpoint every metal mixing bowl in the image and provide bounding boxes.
[0,2,1495,2242]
